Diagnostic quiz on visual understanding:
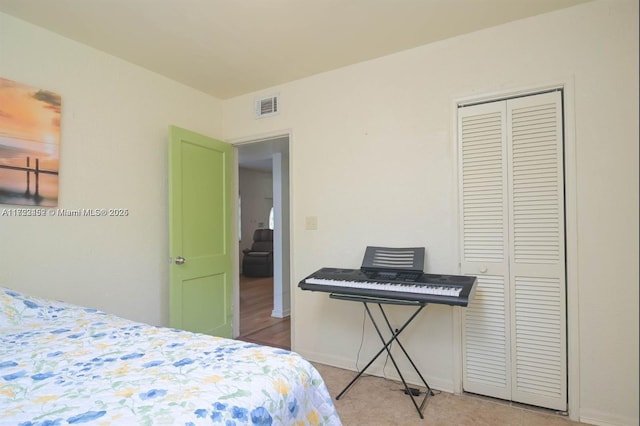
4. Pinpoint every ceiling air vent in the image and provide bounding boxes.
[255,95,279,118]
